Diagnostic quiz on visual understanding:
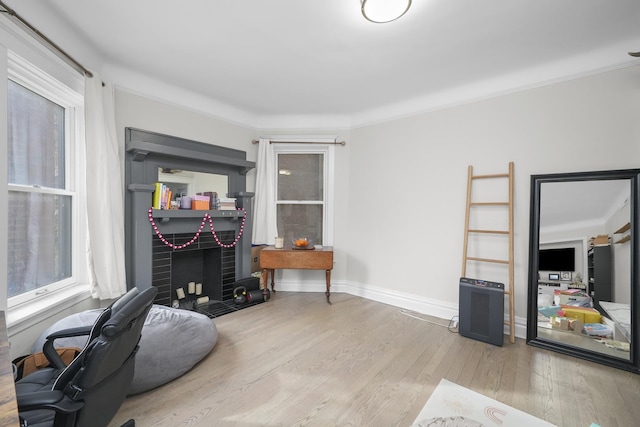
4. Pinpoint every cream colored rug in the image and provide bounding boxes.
[412,379,555,427]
